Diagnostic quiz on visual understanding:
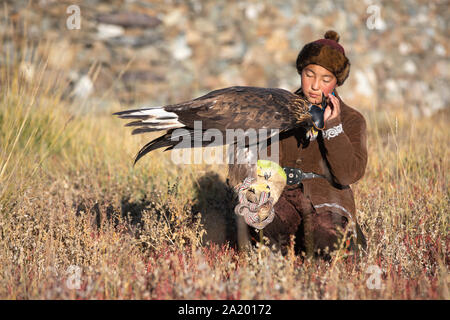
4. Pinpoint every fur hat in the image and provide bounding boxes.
[296,30,350,86]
